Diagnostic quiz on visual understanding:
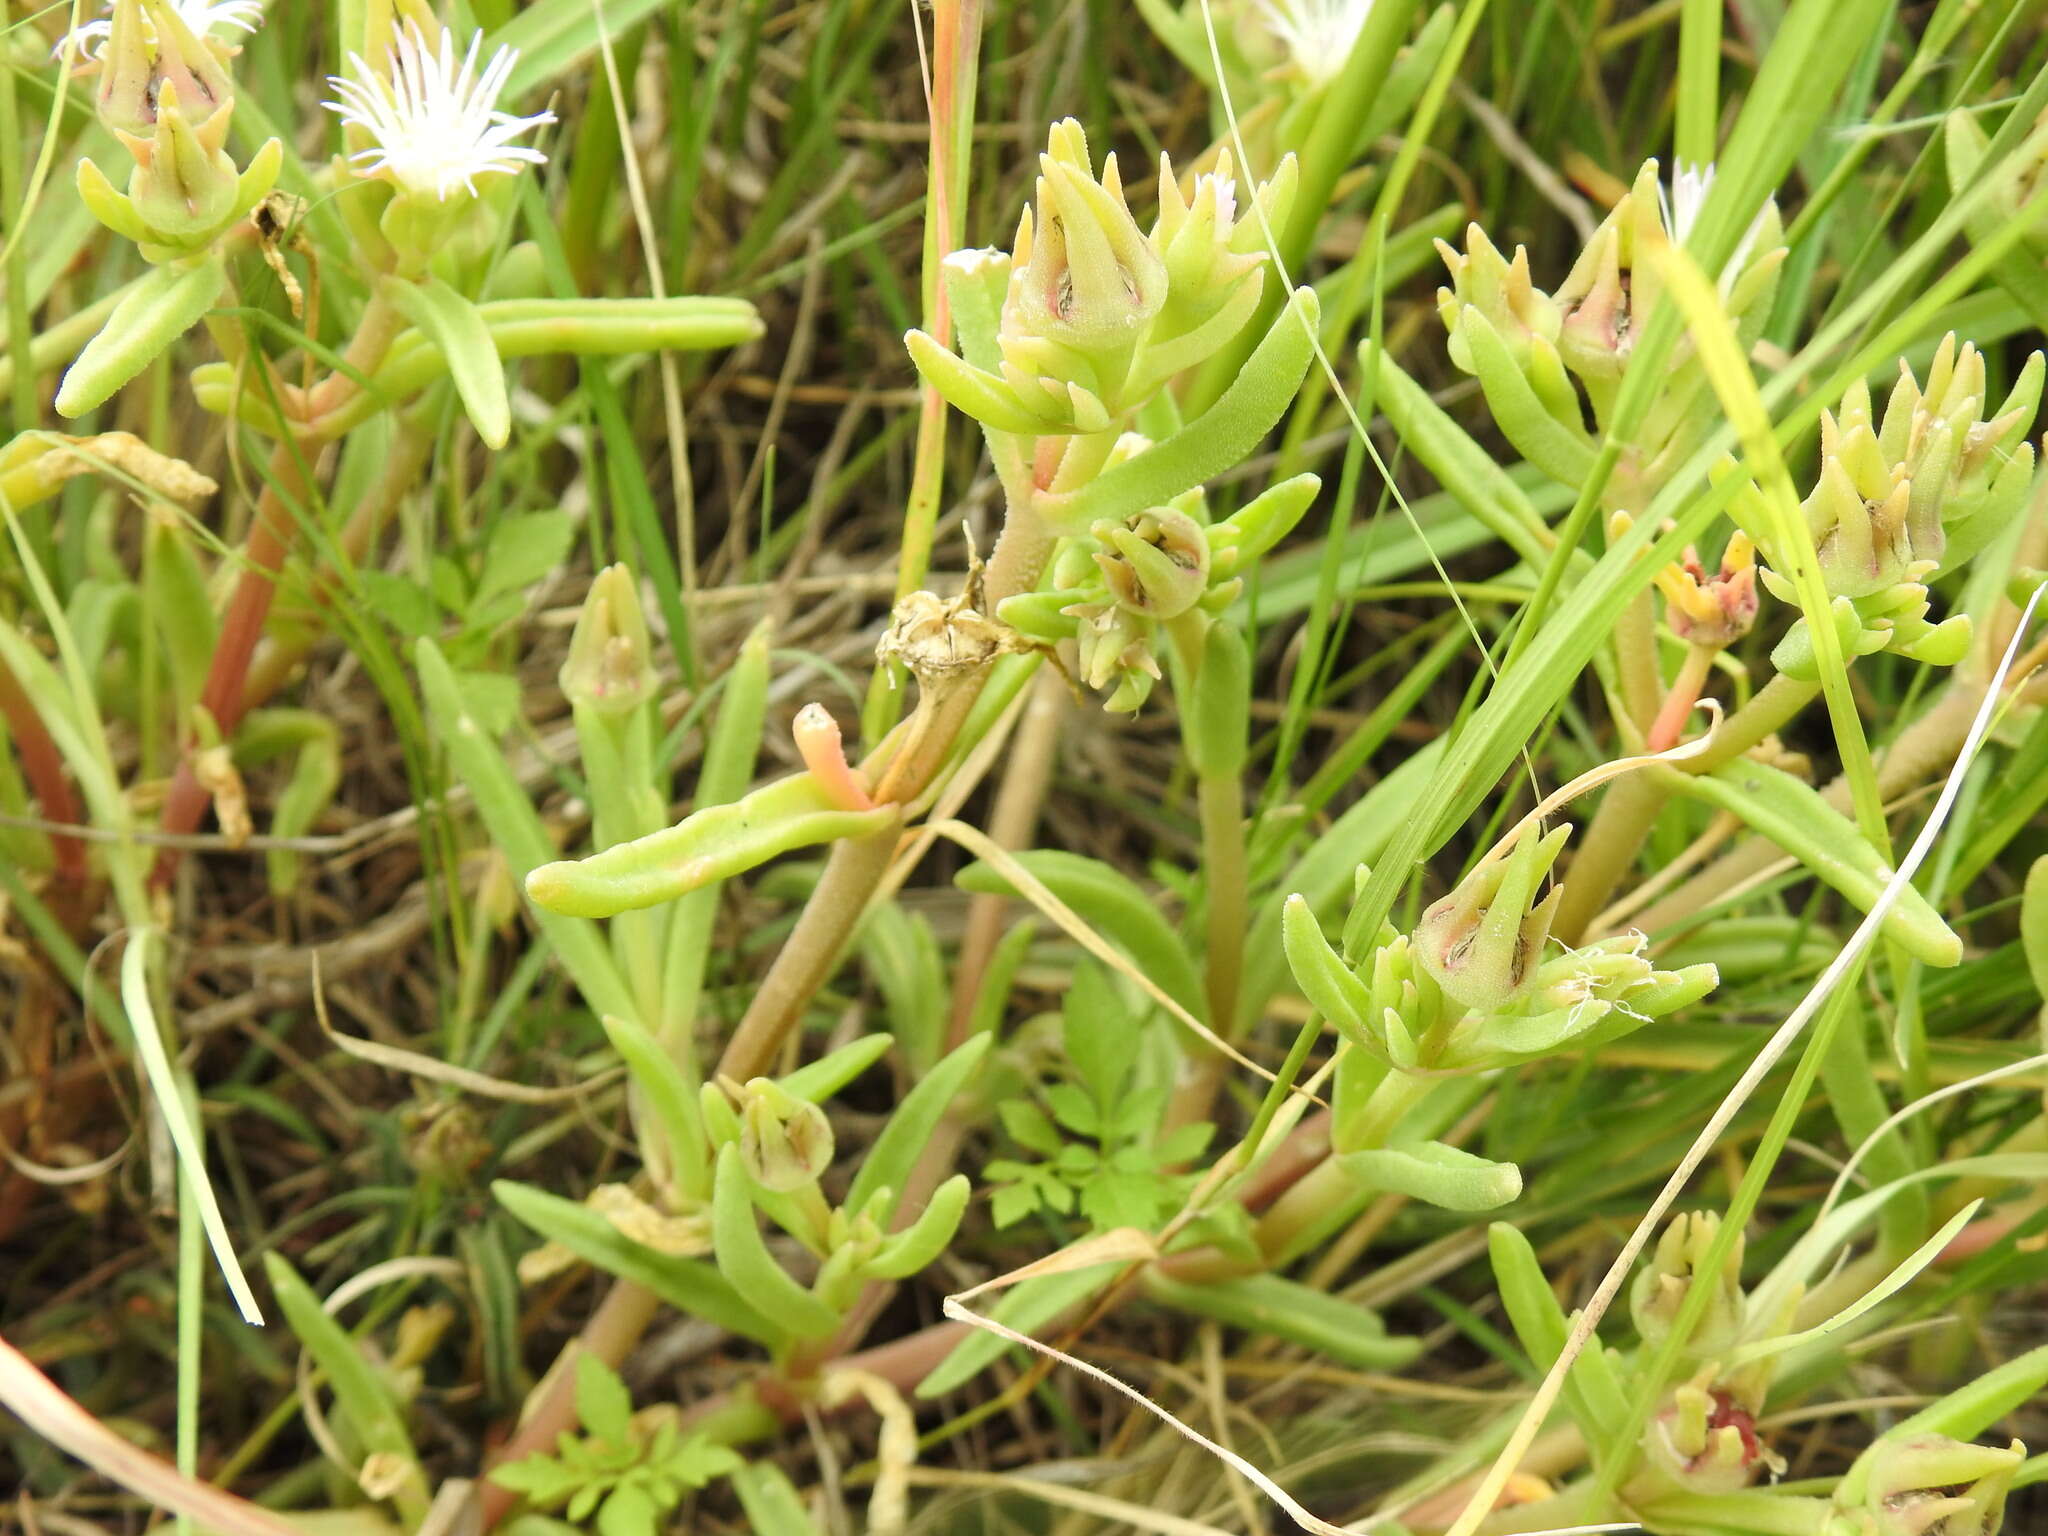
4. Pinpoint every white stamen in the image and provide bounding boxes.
[1252,0,1375,89]
[58,0,264,62]
[324,23,554,203]
[1658,159,1769,296]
